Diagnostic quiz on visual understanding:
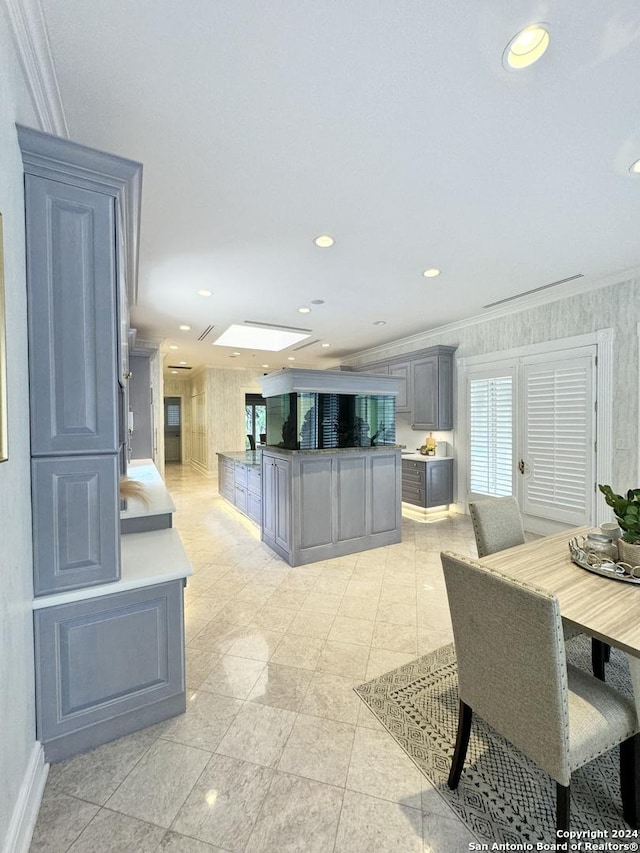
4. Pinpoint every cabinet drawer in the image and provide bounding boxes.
[247,468,262,496]
[248,492,262,524]
[234,463,248,487]
[402,485,425,507]
[402,462,425,487]
[234,484,248,514]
